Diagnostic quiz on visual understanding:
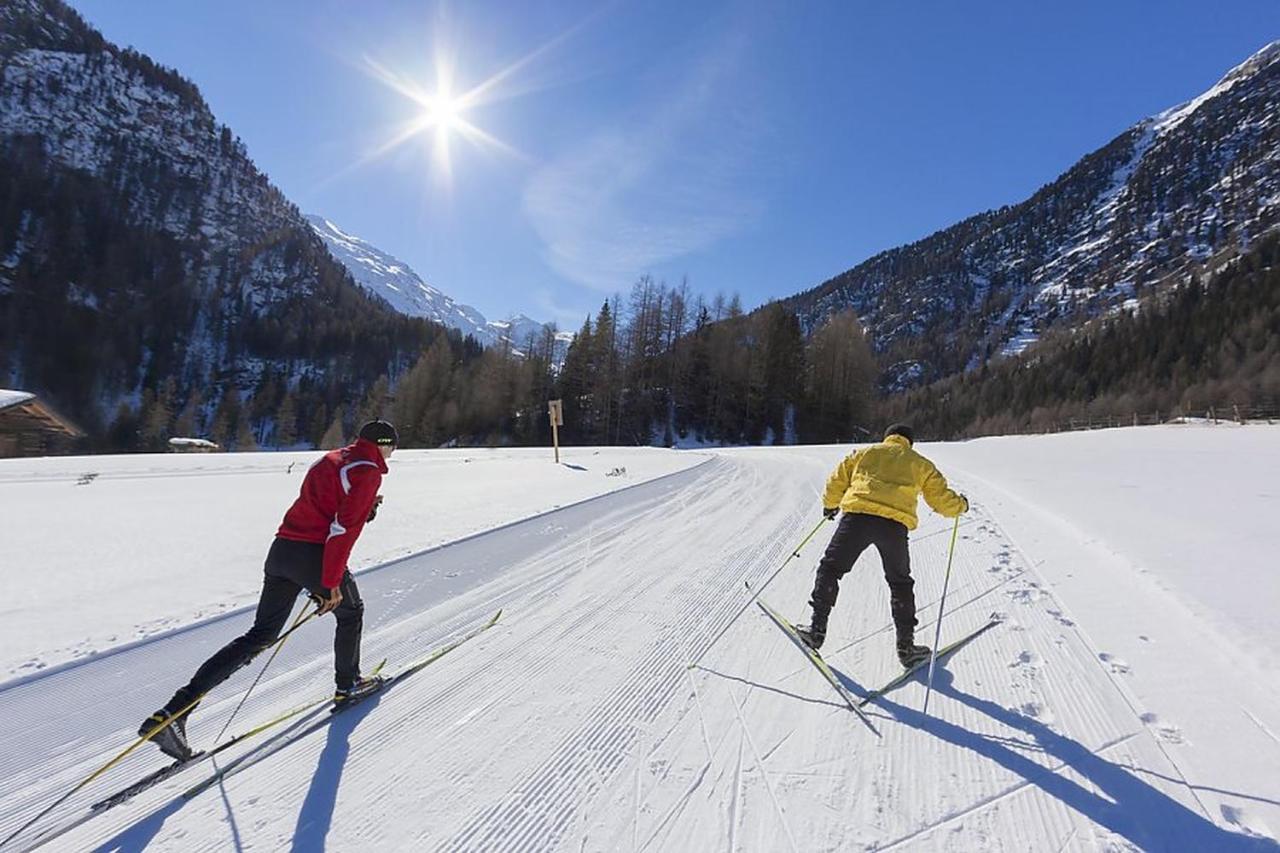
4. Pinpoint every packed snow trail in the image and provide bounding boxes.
[1,443,1276,850]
